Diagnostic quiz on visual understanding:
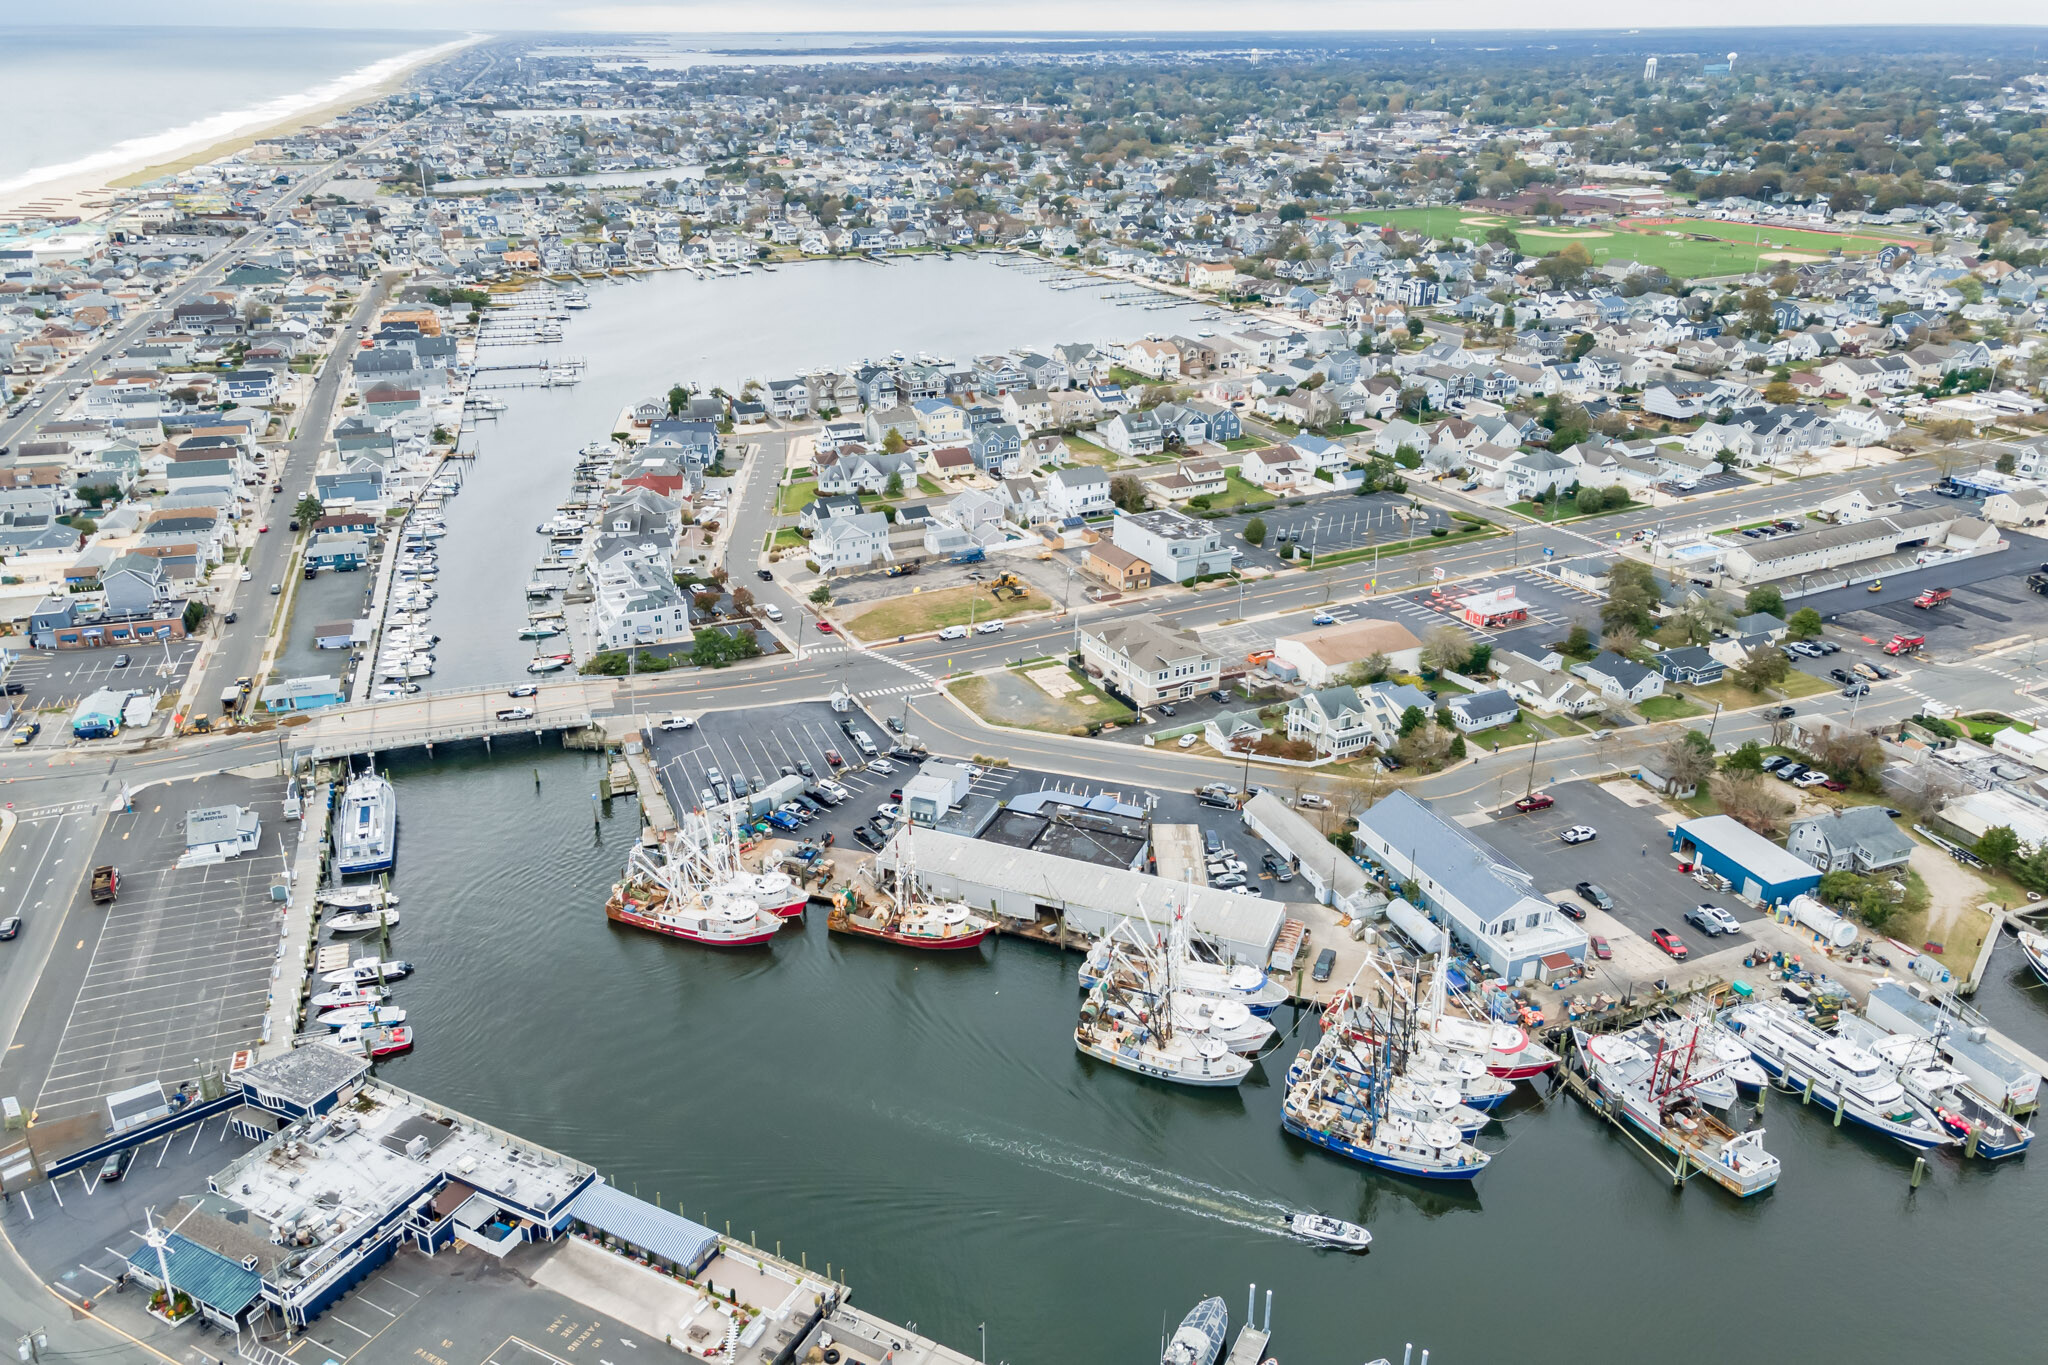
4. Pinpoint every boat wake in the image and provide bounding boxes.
[890,1109,1296,1238]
